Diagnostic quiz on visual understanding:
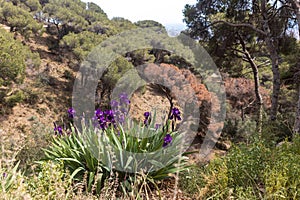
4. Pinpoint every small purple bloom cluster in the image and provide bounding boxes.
[163,134,172,147]
[143,106,182,148]
[55,93,182,148]
[110,92,130,125]
[68,107,76,119]
[170,107,181,121]
[53,107,76,136]
[53,122,63,135]
[93,92,130,130]
[93,109,116,130]
[144,111,151,125]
